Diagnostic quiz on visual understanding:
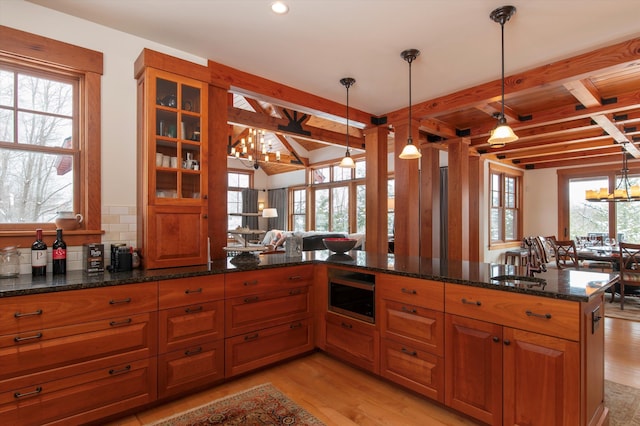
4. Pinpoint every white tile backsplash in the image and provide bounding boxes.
[19,205,137,273]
